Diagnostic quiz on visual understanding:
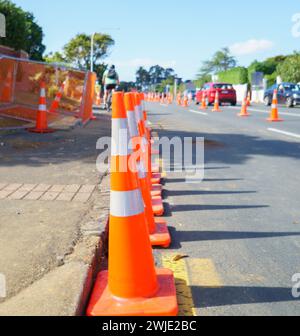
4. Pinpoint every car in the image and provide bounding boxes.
[264,83,300,108]
[196,82,237,106]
